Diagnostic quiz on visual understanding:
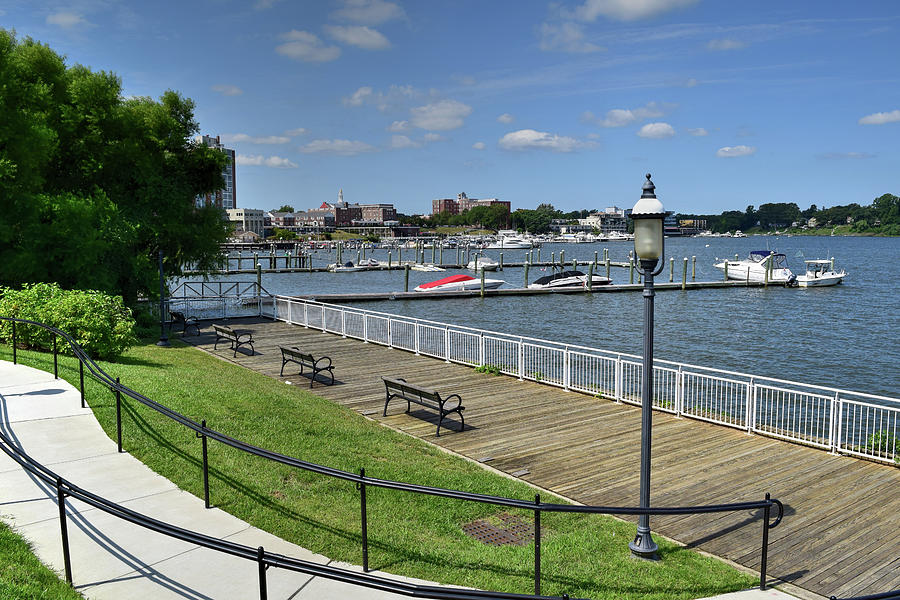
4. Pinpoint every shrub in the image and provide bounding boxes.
[0,283,137,360]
